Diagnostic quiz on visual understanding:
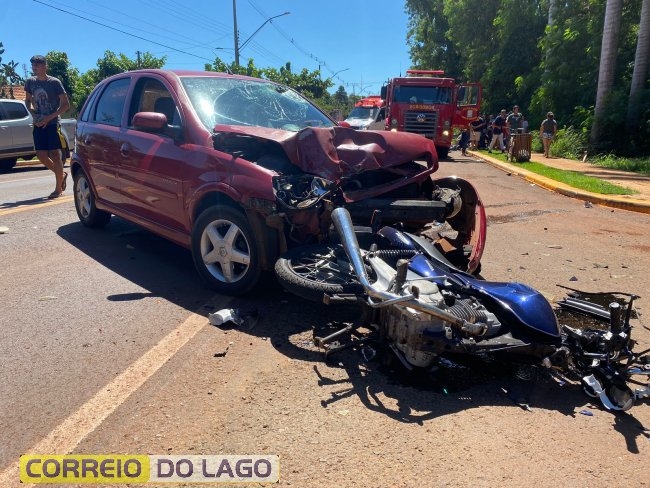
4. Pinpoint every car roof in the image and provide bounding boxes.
[107,68,276,85]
